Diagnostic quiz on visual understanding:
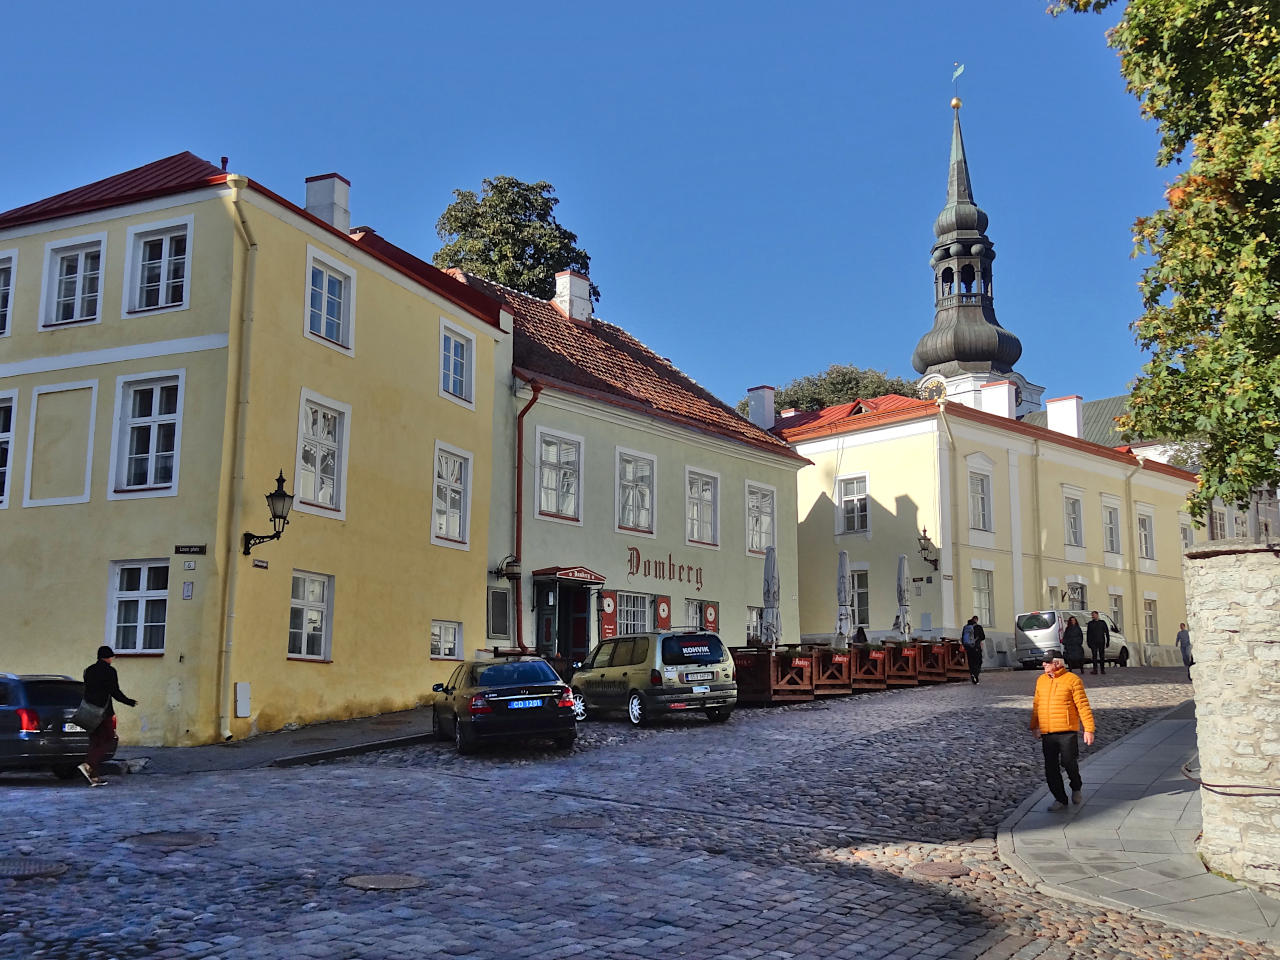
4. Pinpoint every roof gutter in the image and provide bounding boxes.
[216,176,257,741]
